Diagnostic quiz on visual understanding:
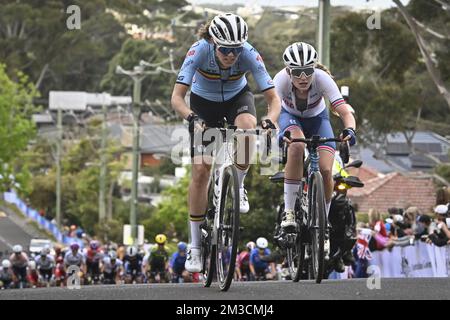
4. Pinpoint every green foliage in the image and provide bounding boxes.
[143,170,190,242]
[0,64,39,193]
[435,163,450,186]
[240,164,283,245]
